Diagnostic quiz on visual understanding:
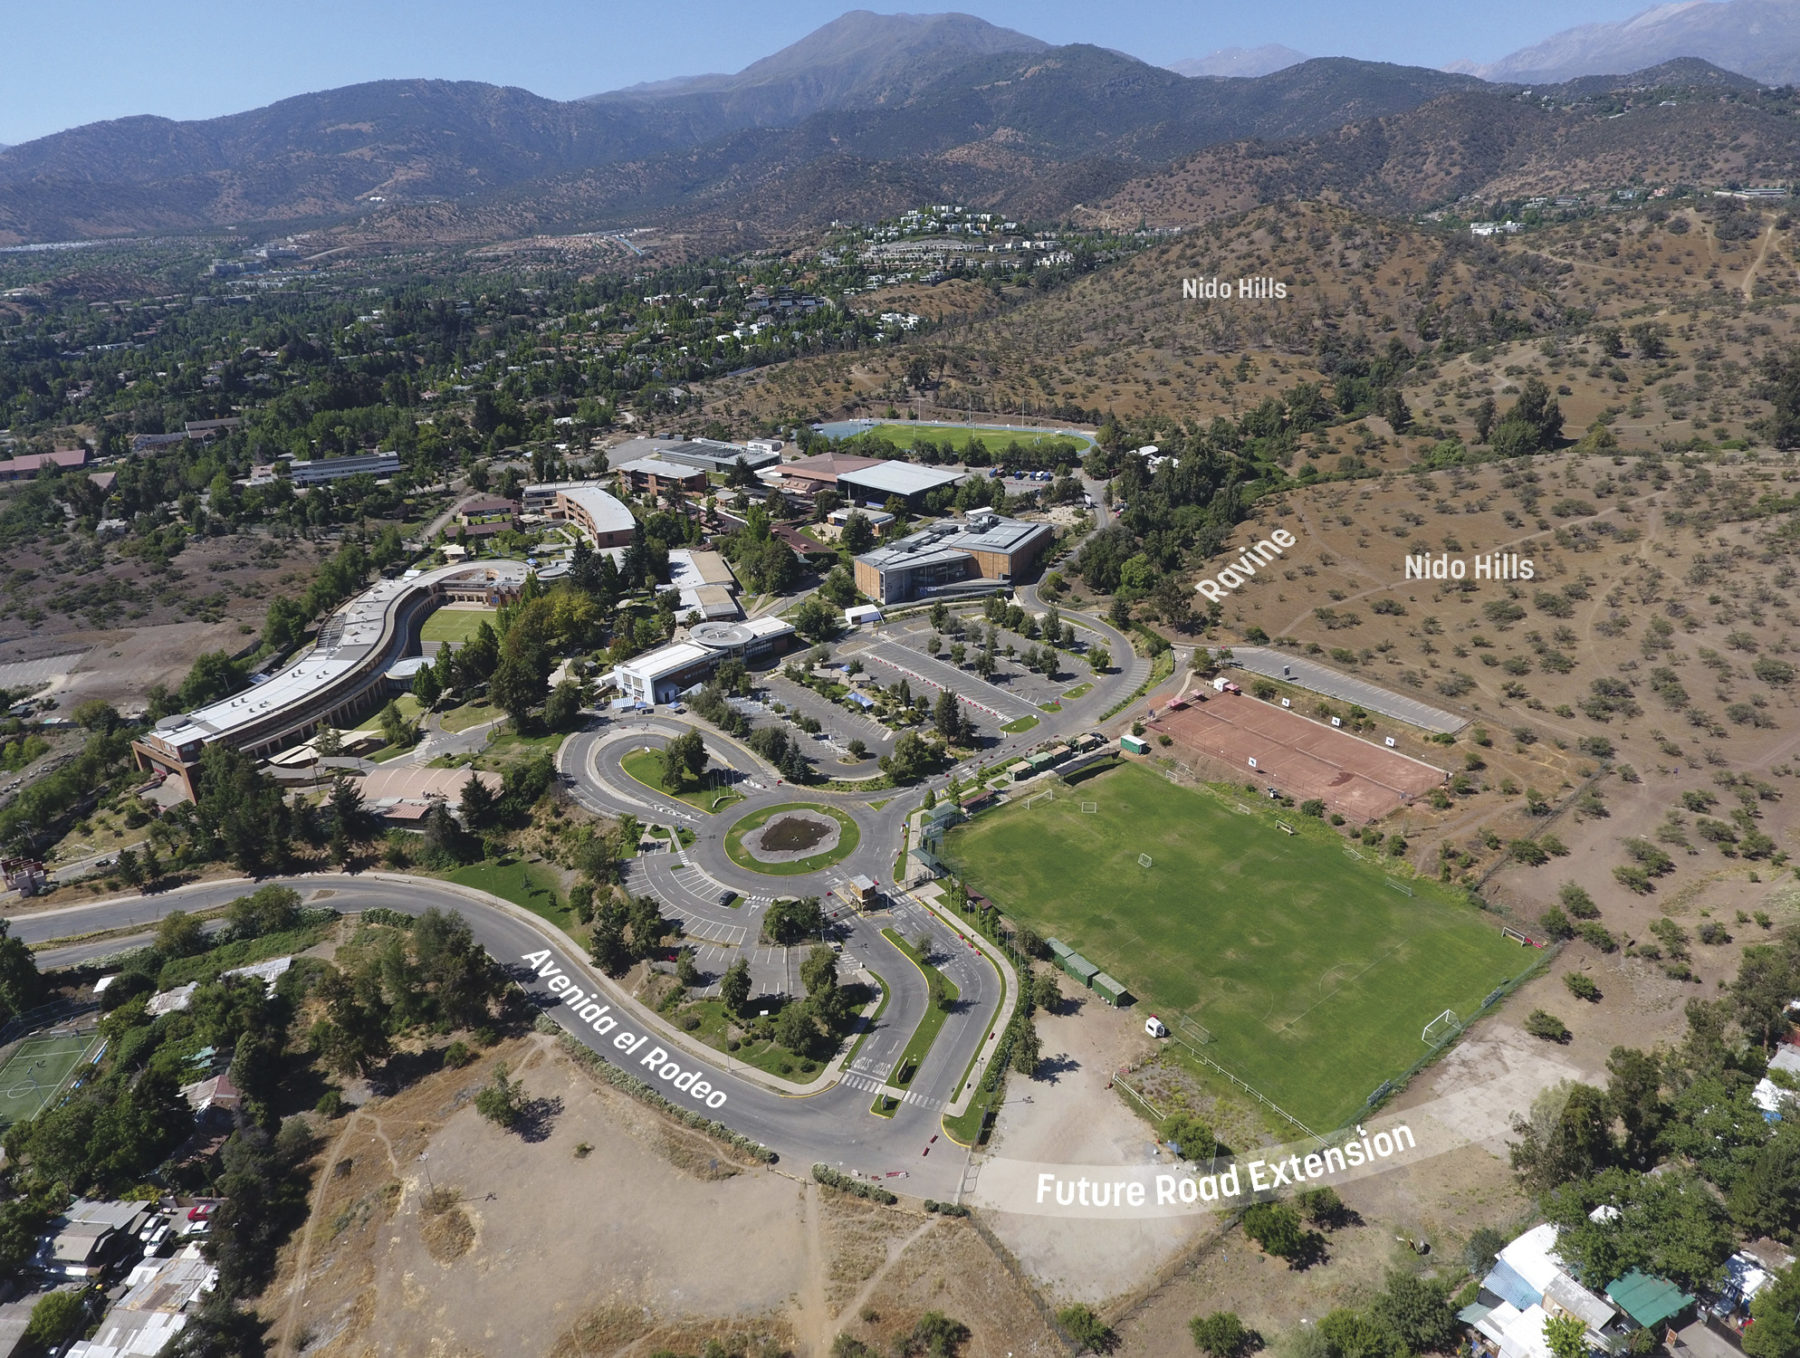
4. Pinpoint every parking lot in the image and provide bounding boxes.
[752,676,891,768]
